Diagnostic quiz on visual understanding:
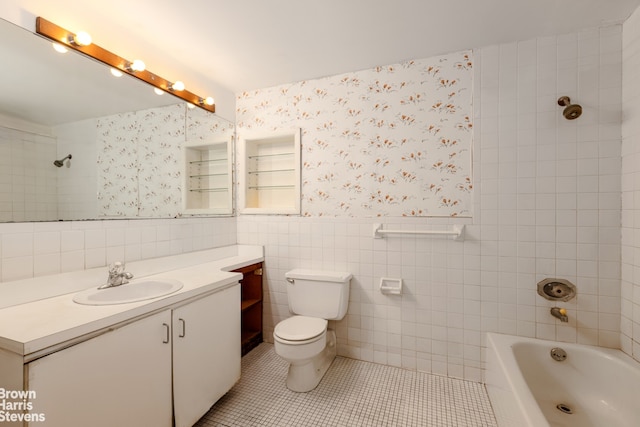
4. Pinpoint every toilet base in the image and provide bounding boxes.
[286,330,336,392]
